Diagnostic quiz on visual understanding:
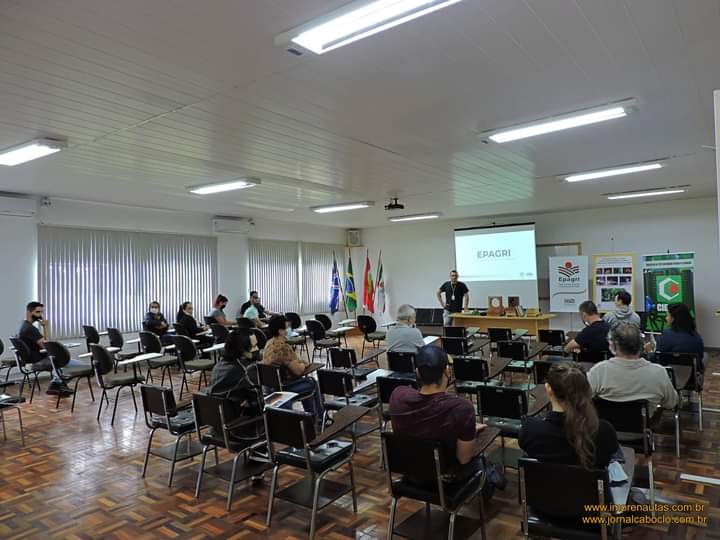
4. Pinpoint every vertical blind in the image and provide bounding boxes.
[249,239,345,314]
[38,226,217,338]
